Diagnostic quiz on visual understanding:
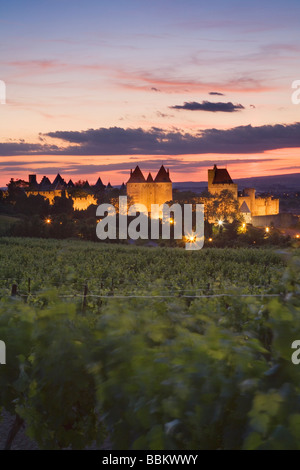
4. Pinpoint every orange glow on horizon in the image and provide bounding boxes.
[0,147,299,187]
